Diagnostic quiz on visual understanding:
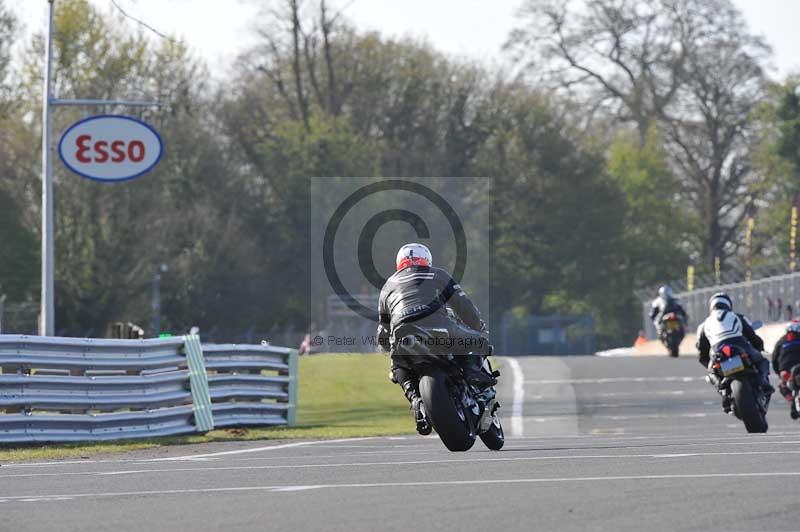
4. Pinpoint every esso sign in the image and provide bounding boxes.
[58,115,163,182]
